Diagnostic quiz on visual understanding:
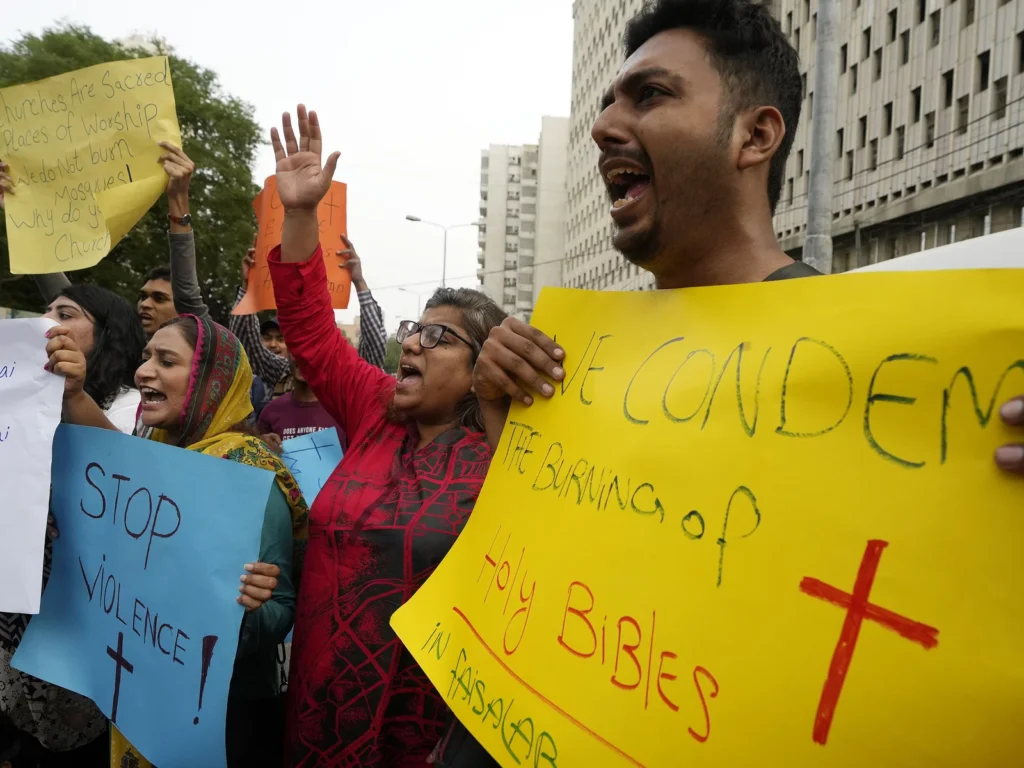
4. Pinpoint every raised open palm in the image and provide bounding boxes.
[271,104,340,211]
